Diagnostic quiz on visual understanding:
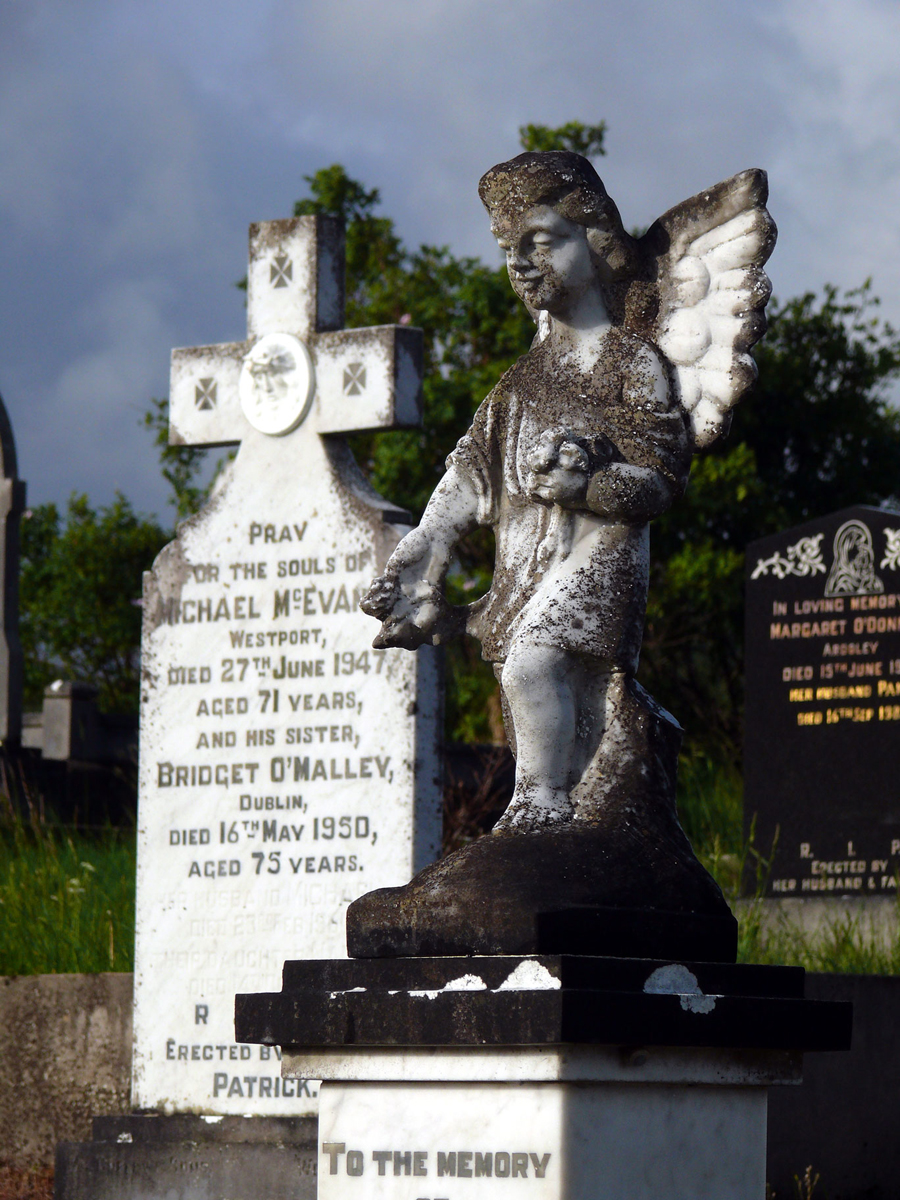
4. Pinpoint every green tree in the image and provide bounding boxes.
[19,494,168,713]
[143,125,900,758]
[640,285,900,757]
[518,121,607,158]
[142,398,211,522]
